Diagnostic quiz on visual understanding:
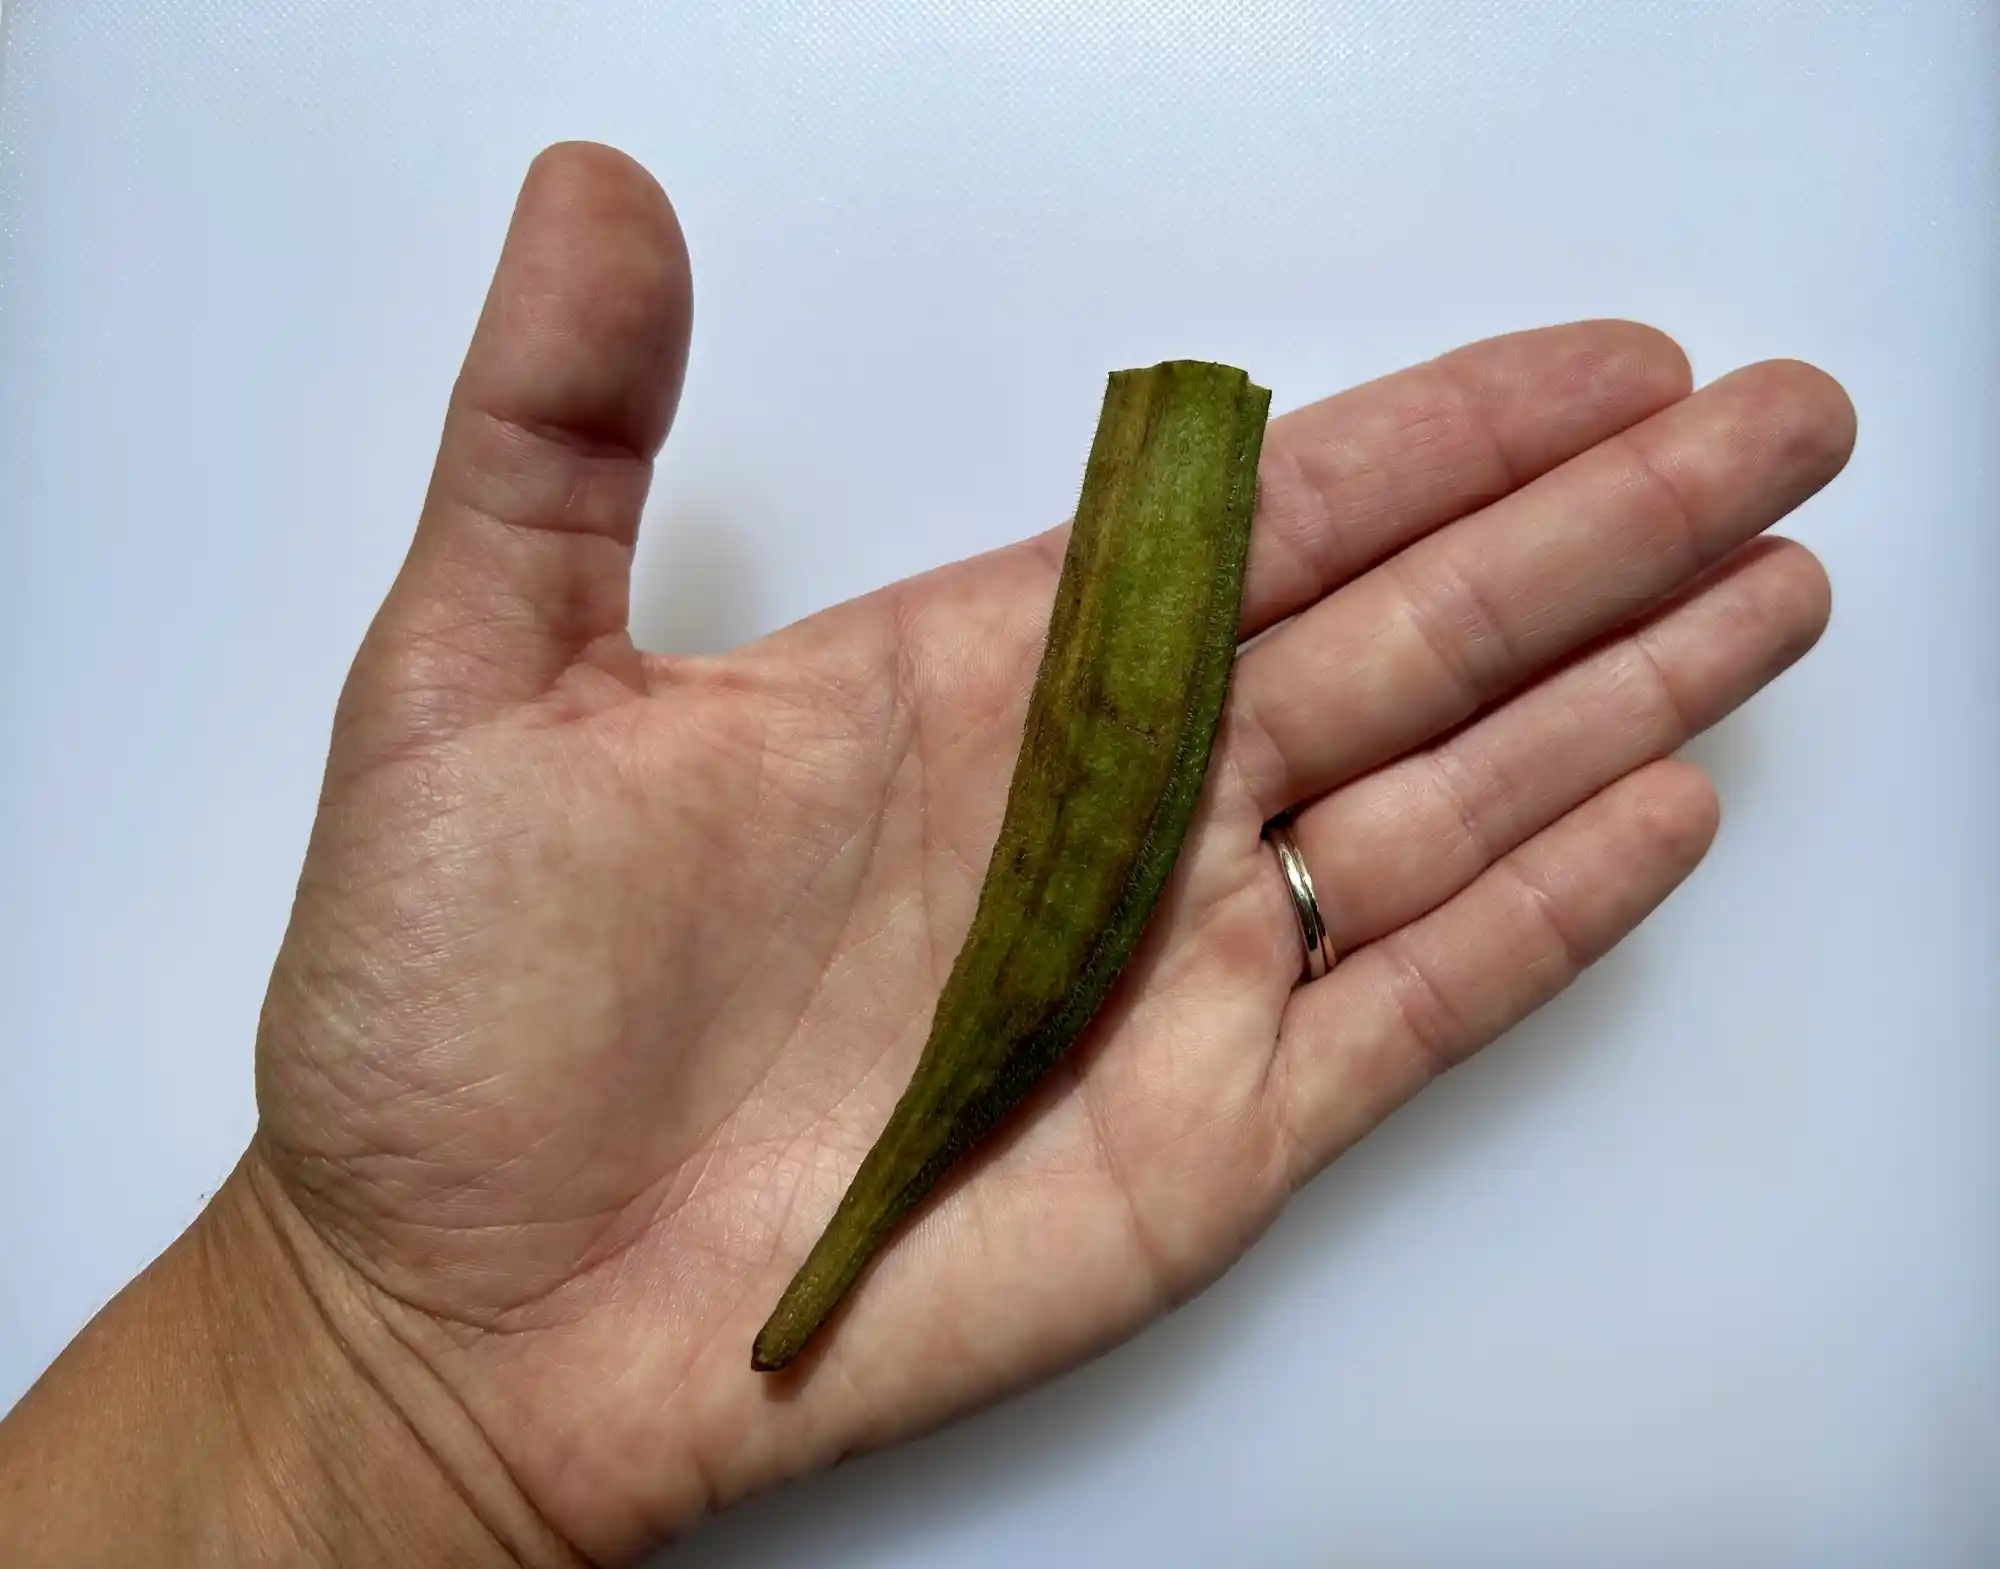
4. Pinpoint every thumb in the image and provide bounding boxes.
[350,141,693,743]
